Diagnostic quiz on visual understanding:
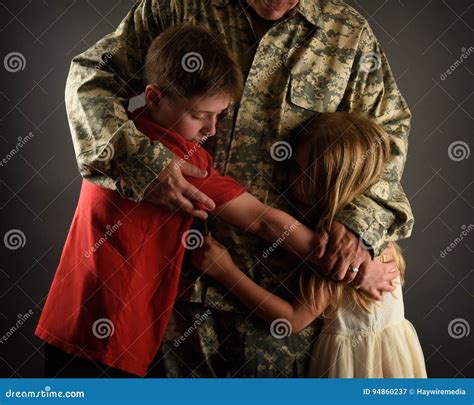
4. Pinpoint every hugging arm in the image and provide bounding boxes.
[192,236,330,334]
[66,0,171,201]
[66,1,214,217]
[213,192,320,263]
[213,192,400,300]
[336,23,414,256]
[316,23,413,288]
